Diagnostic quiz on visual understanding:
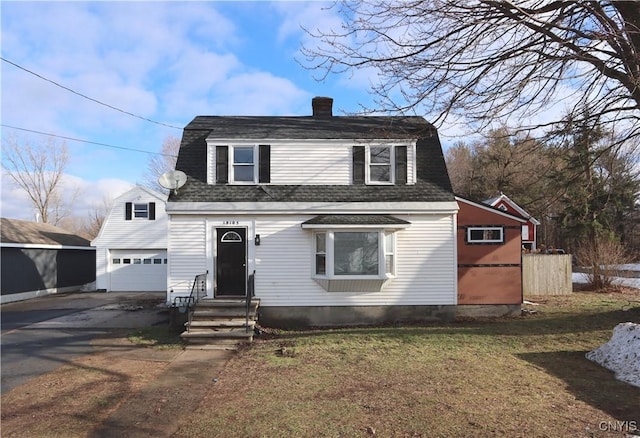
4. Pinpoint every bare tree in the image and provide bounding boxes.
[59,195,113,240]
[302,1,640,142]
[83,196,112,239]
[445,141,476,198]
[2,136,73,225]
[143,135,180,193]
